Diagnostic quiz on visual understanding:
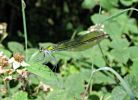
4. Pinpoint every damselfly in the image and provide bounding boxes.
[38,24,108,71]
[40,24,108,54]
